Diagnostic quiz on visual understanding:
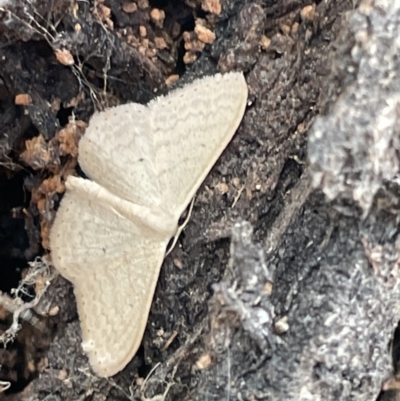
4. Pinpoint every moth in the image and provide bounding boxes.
[50,72,248,377]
